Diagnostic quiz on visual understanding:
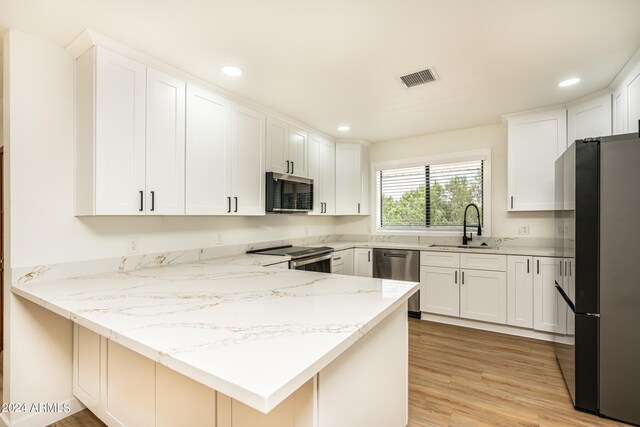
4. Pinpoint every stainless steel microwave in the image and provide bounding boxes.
[266,172,314,213]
